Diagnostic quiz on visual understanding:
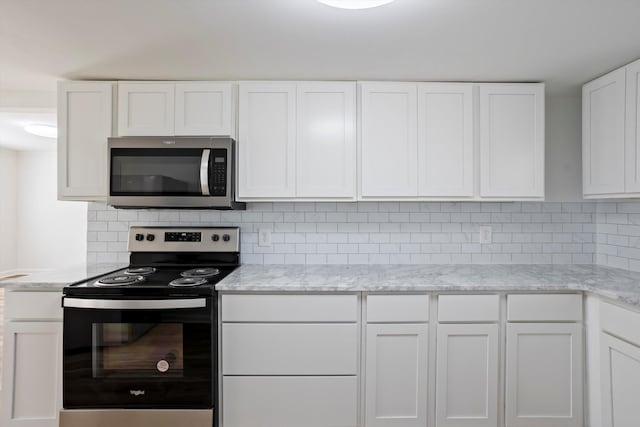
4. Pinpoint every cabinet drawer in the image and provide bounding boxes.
[221,294,358,322]
[222,323,358,375]
[507,294,582,322]
[438,294,500,322]
[223,376,358,427]
[5,291,63,320]
[367,294,429,322]
[601,301,640,346]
